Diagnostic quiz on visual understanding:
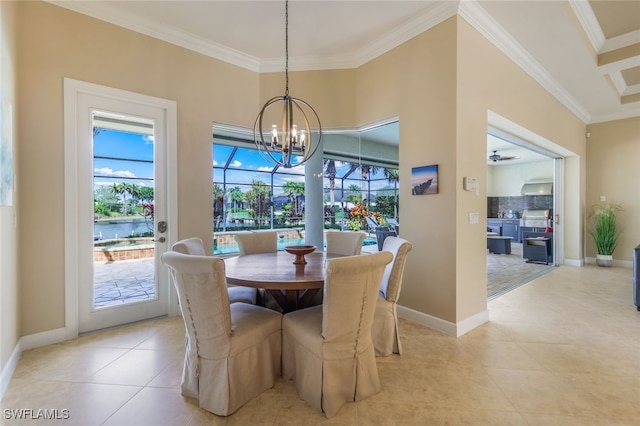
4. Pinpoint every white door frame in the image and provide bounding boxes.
[488,111,576,267]
[64,78,179,336]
